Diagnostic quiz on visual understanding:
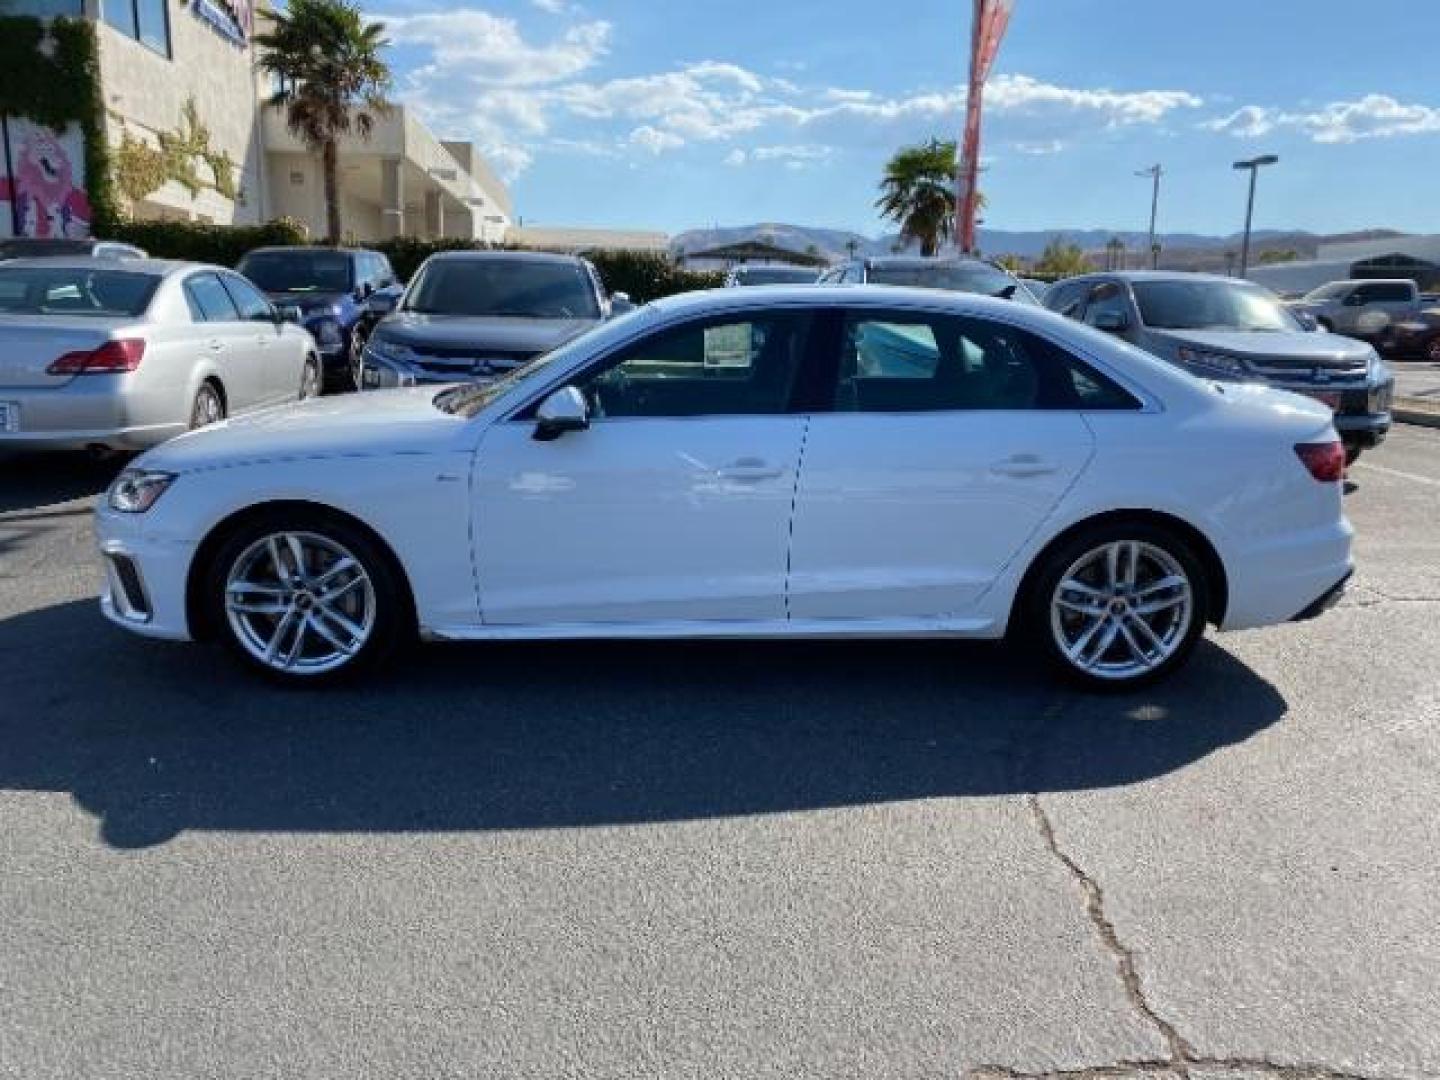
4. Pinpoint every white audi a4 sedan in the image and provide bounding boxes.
[95,285,1354,690]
